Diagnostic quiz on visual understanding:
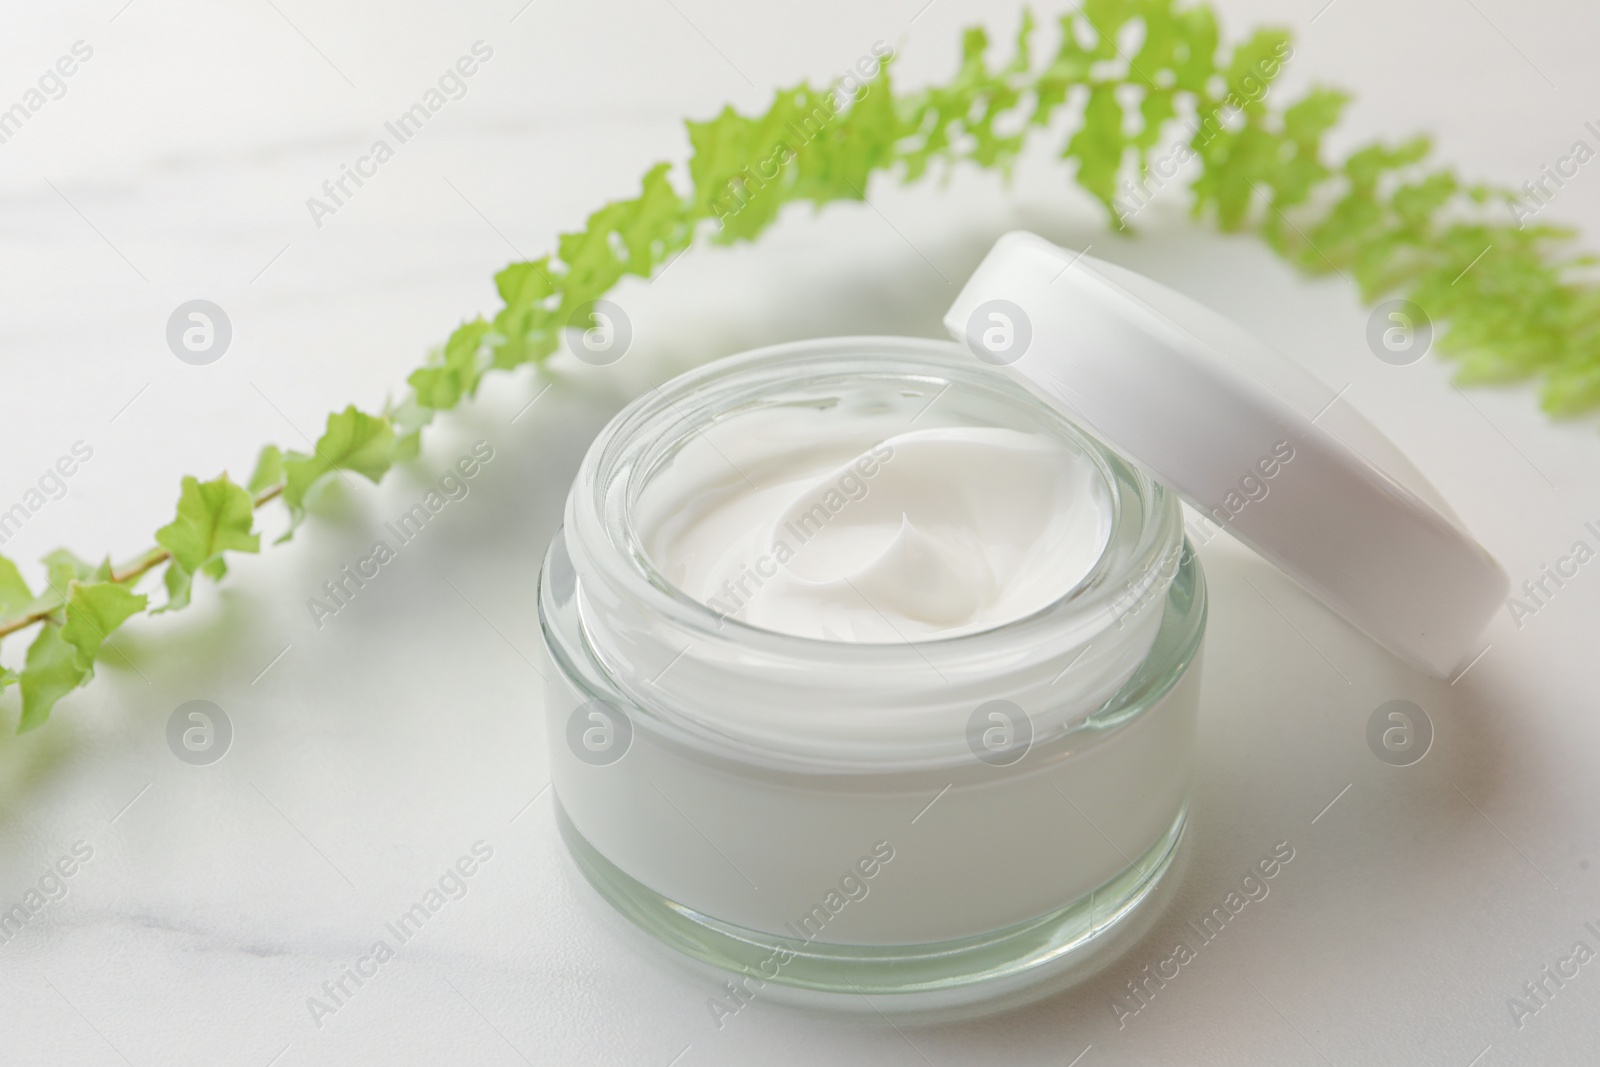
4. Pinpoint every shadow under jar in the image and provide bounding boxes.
[537,336,1206,1015]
